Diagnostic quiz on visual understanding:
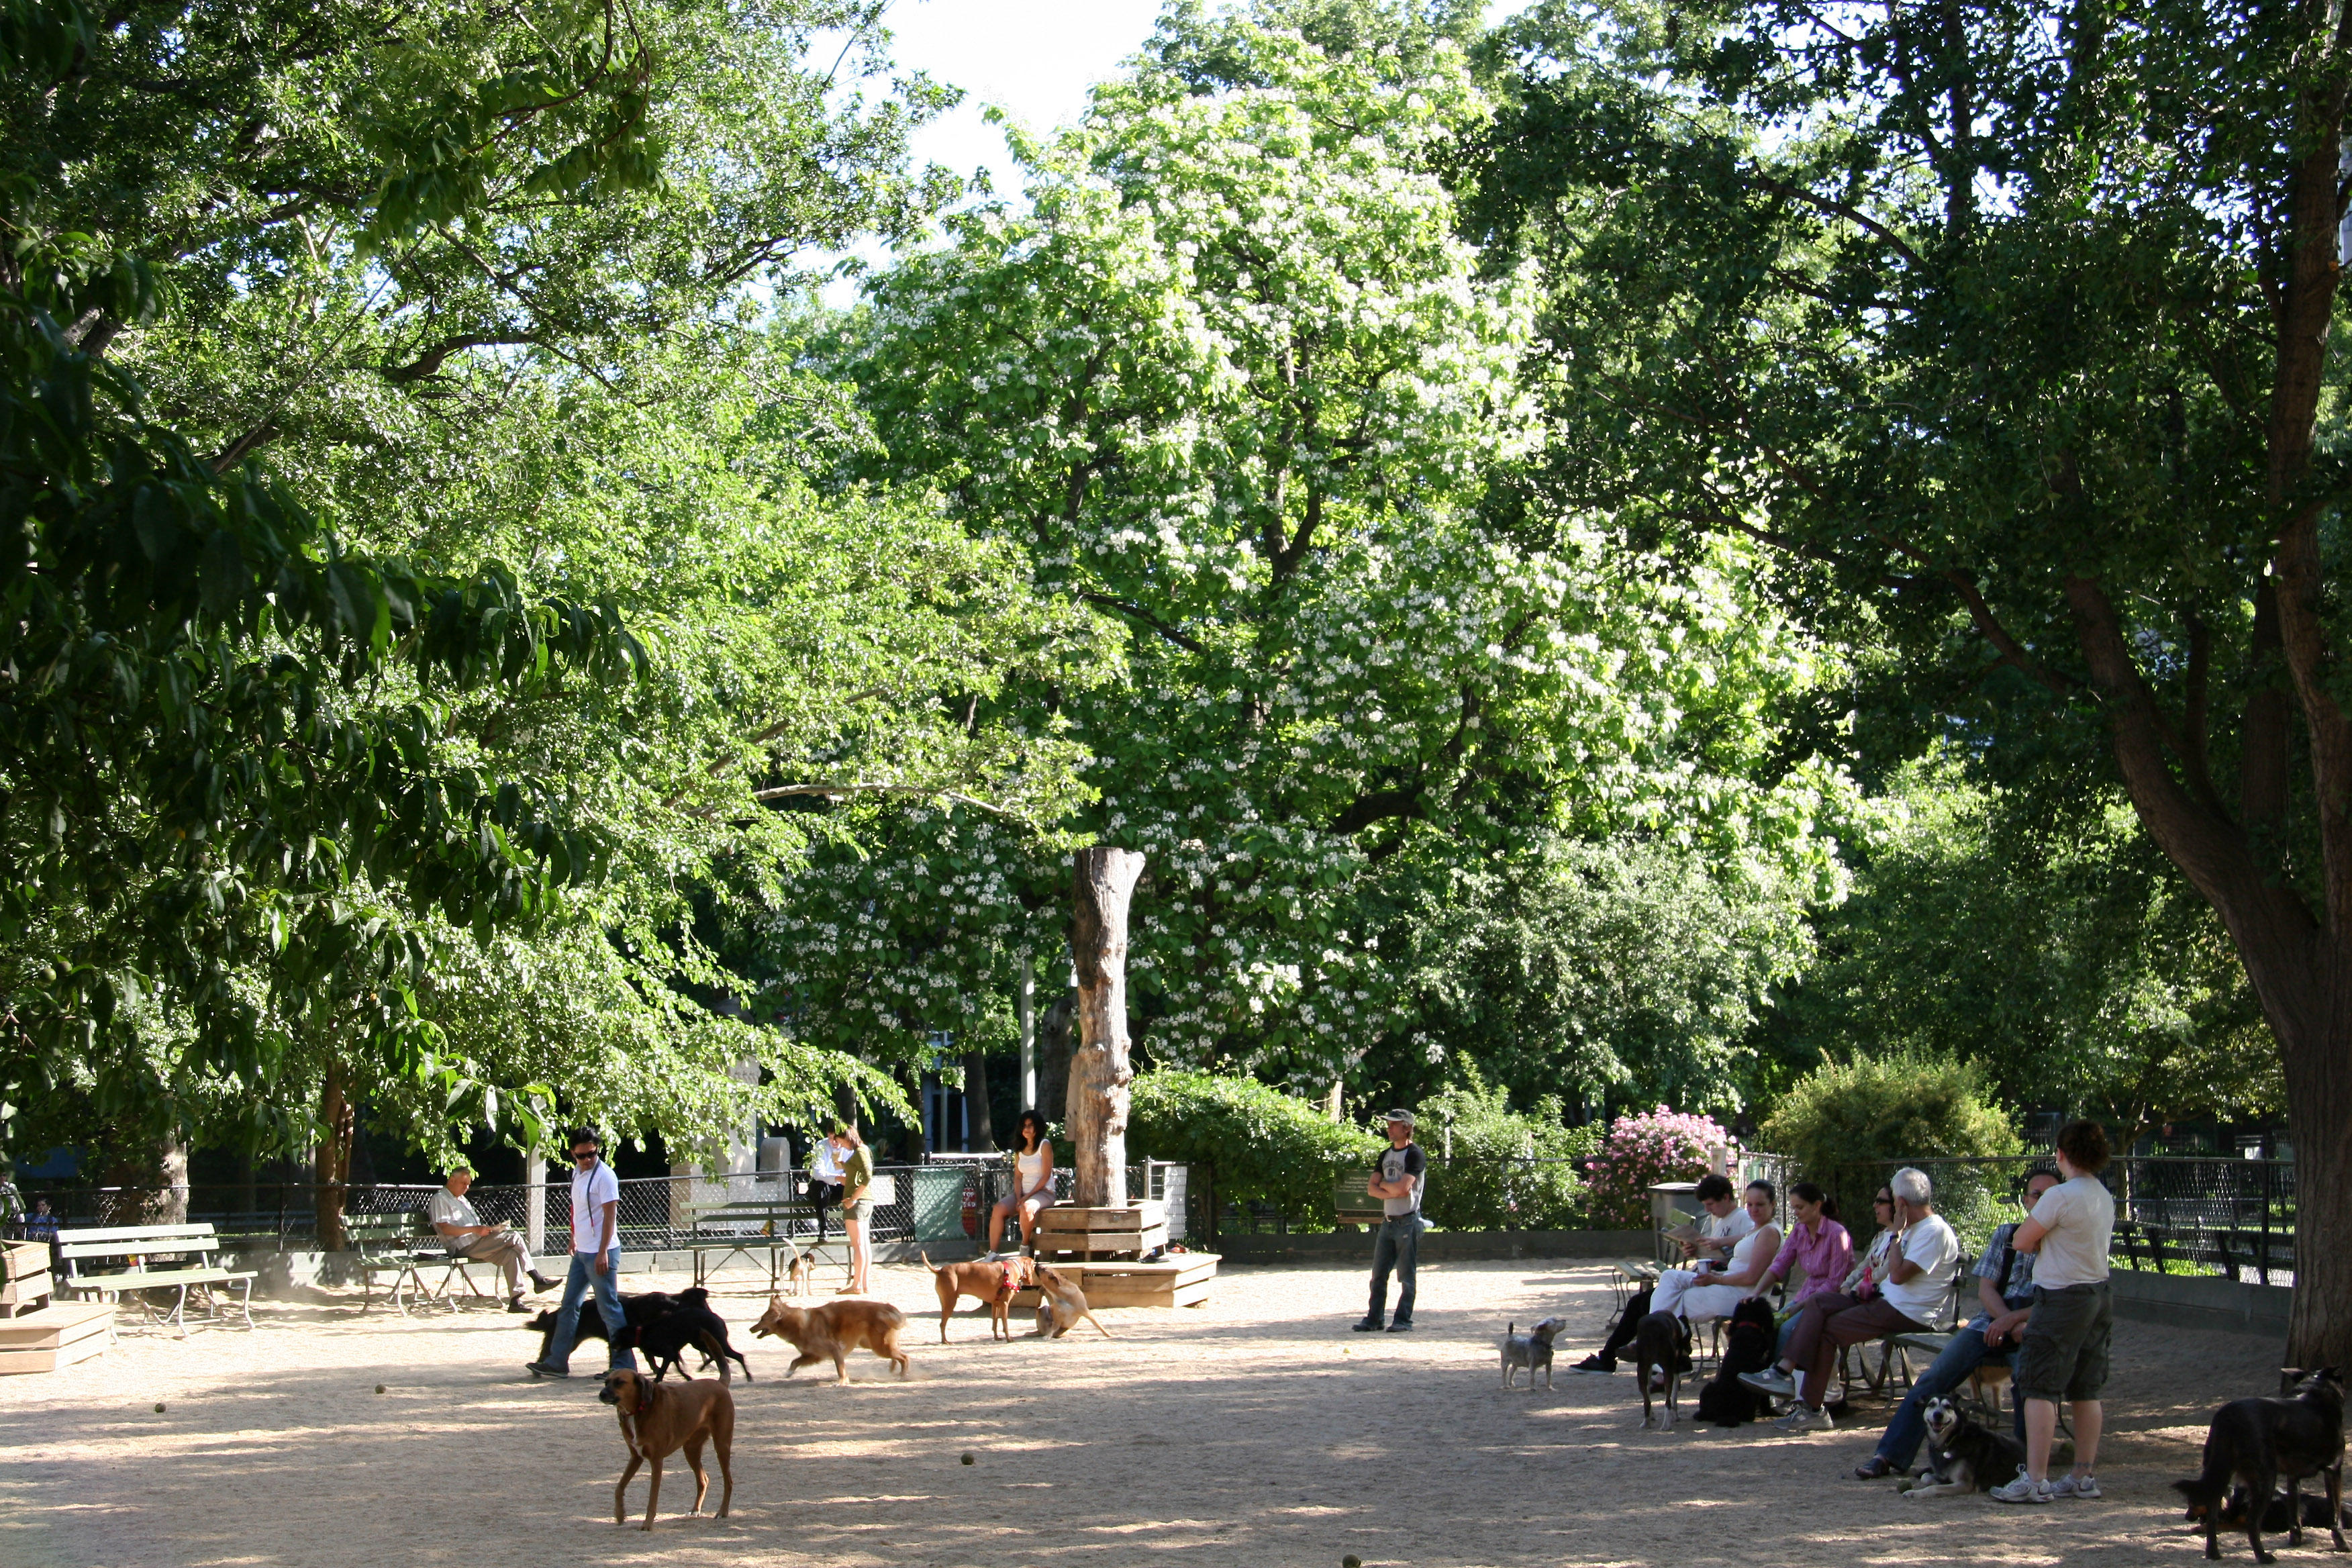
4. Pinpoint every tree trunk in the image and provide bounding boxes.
[1325,1079,1343,1122]
[1037,991,1075,1124]
[962,1048,996,1151]
[314,1061,355,1253]
[1067,847,1146,1208]
[101,1136,189,1226]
